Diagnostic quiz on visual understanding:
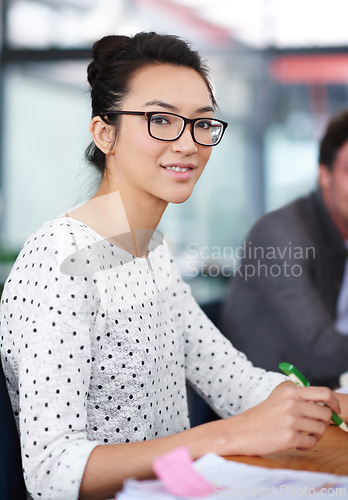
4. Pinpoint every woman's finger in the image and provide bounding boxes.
[297,386,341,415]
